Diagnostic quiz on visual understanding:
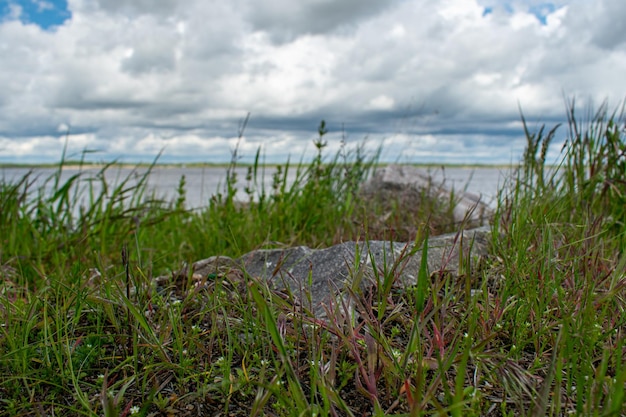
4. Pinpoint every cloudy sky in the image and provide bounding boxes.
[0,0,625,164]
